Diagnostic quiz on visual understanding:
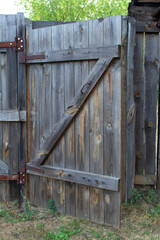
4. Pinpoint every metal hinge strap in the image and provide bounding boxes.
[0,170,25,184]
[0,37,24,52]
[19,52,45,63]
